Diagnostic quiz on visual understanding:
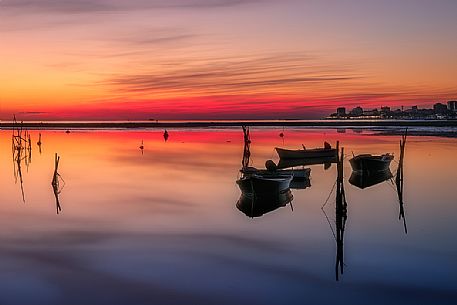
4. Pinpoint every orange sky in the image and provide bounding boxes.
[1,0,457,120]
